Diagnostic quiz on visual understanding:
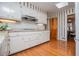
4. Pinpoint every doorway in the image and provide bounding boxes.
[67,14,75,55]
[49,17,57,40]
[67,14,75,41]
